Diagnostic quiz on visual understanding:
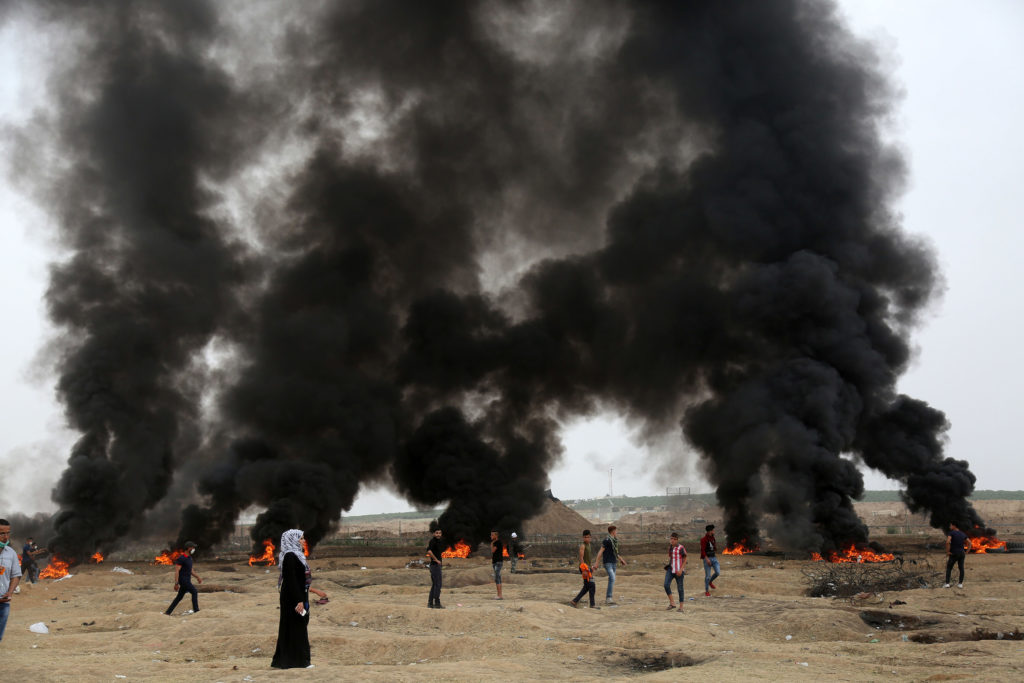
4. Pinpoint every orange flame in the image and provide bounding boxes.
[153,549,187,565]
[249,539,277,566]
[969,535,1007,554]
[302,538,310,557]
[90,552,104,563]
[811,544,895,563]
[40,556,71,579]
[441,540,471,558]
[502,547,509,558]
[722,539,760,555]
